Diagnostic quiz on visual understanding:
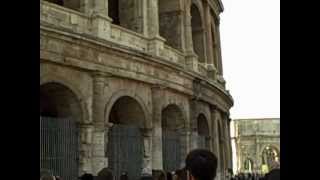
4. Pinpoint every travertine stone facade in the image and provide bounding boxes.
[232,118,280,174]
[40,0,233,180]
